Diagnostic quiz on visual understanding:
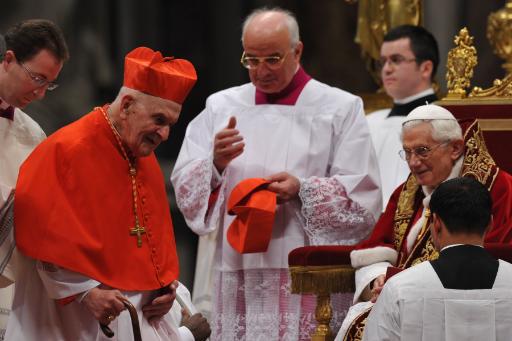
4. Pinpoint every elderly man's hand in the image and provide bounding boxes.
[213,116,244,173]
[181,310,212,341]
[370,274,386,303]
[142,280,178,323]
[266,172,300,203]
[82,287,127,326]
